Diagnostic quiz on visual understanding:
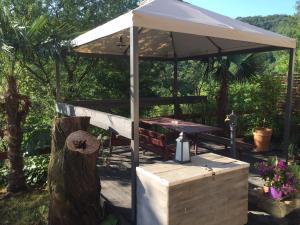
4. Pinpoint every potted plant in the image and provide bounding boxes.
[256,158,276,194]
[253,119,272,152]
[256,158,299,200]
[253,73,281,152]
